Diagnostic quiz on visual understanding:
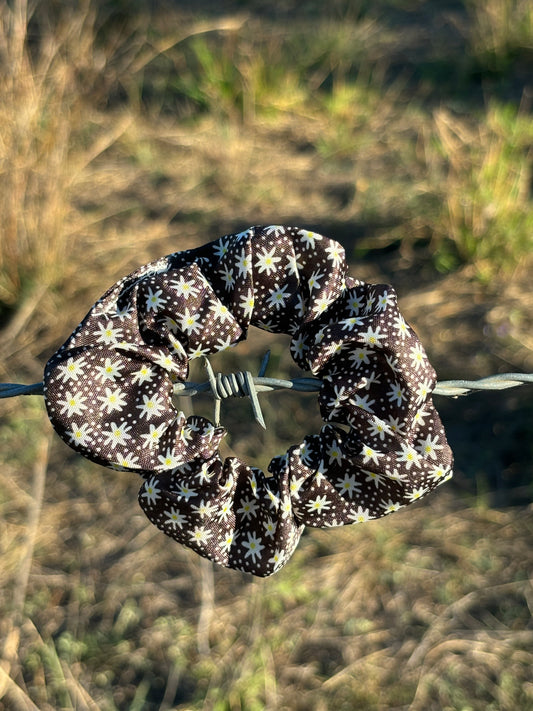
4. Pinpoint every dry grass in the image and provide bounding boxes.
[421,101,533,278]
[0,0,144,376]
[1,401,532,711]
[466,0,533,60]
[1,0,533,709]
